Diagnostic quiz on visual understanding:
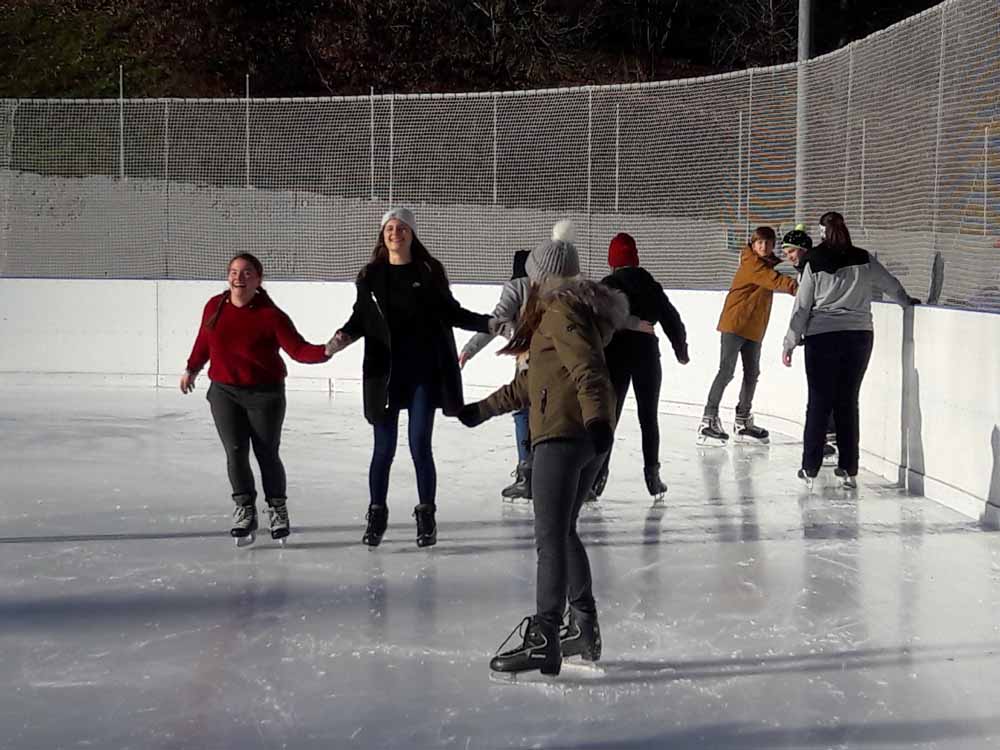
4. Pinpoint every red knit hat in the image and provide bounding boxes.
[608,232,639,268]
